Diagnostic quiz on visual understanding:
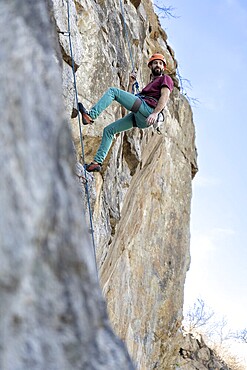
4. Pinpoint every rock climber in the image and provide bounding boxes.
[75,53,174,172]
